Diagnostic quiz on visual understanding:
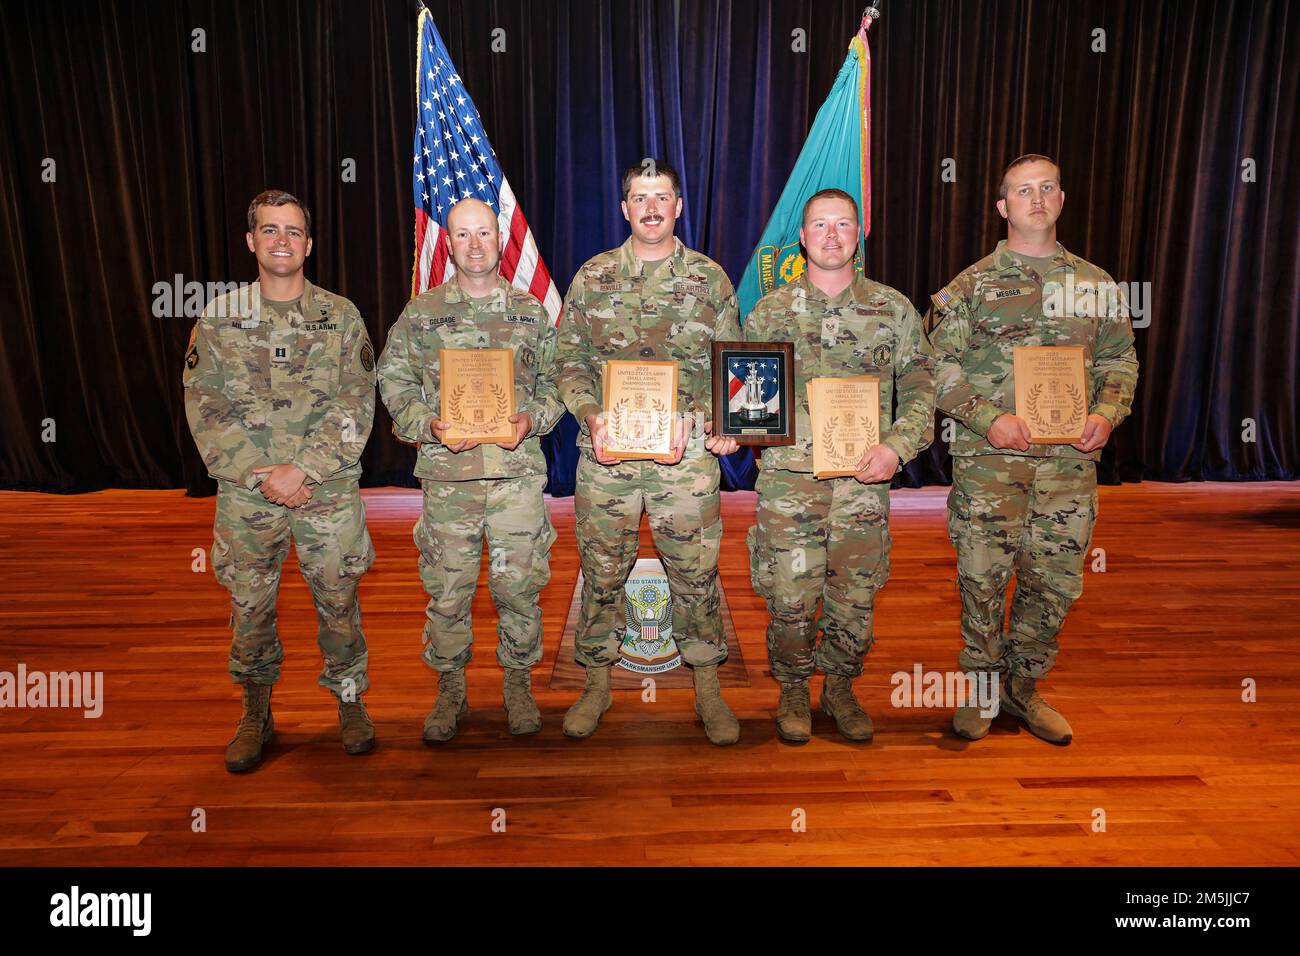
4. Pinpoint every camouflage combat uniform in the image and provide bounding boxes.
[556,237,740,667]
[377,275,562,672]
[926,241,1138,679]
[744,272,936,682]
[183,279,377,697]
